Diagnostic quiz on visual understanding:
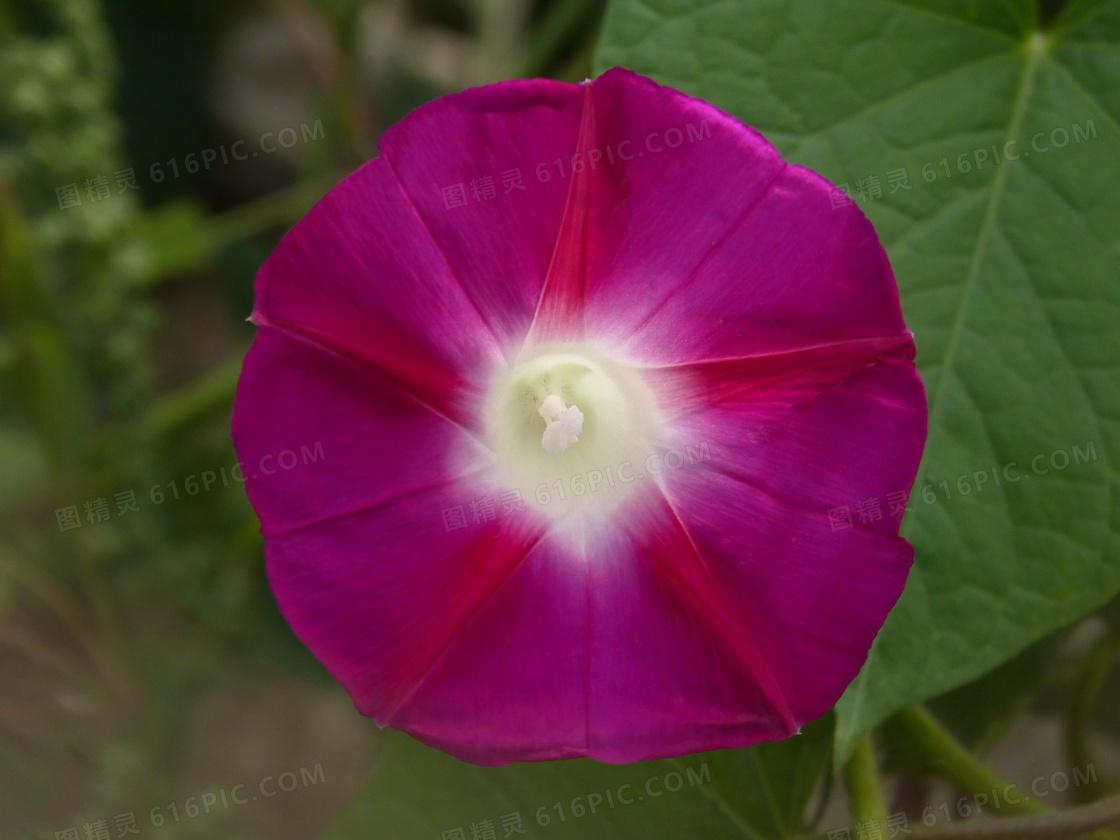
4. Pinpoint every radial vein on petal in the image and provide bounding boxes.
[380,153,512,365]
[252,316,487,446]
[260,464,494,538]
[629,333,913,369]
[654,483,799,732]
[382,526,556,725]
[620,162,789,351]
[638,333,914,420]
[523,80,596,347]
